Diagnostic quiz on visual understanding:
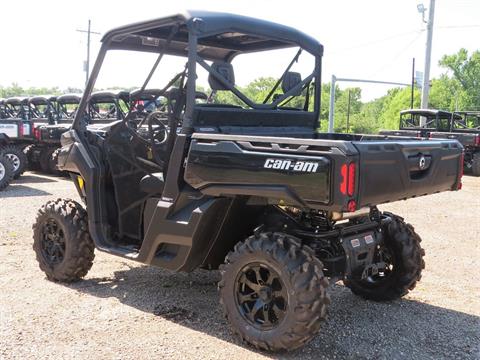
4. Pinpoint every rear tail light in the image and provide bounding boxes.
[33,127,41,140]
[340,162,358,211]
[475,134,480,146]
[347,162,356,196]
[19,123,24,137]
[340,164,348,195]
